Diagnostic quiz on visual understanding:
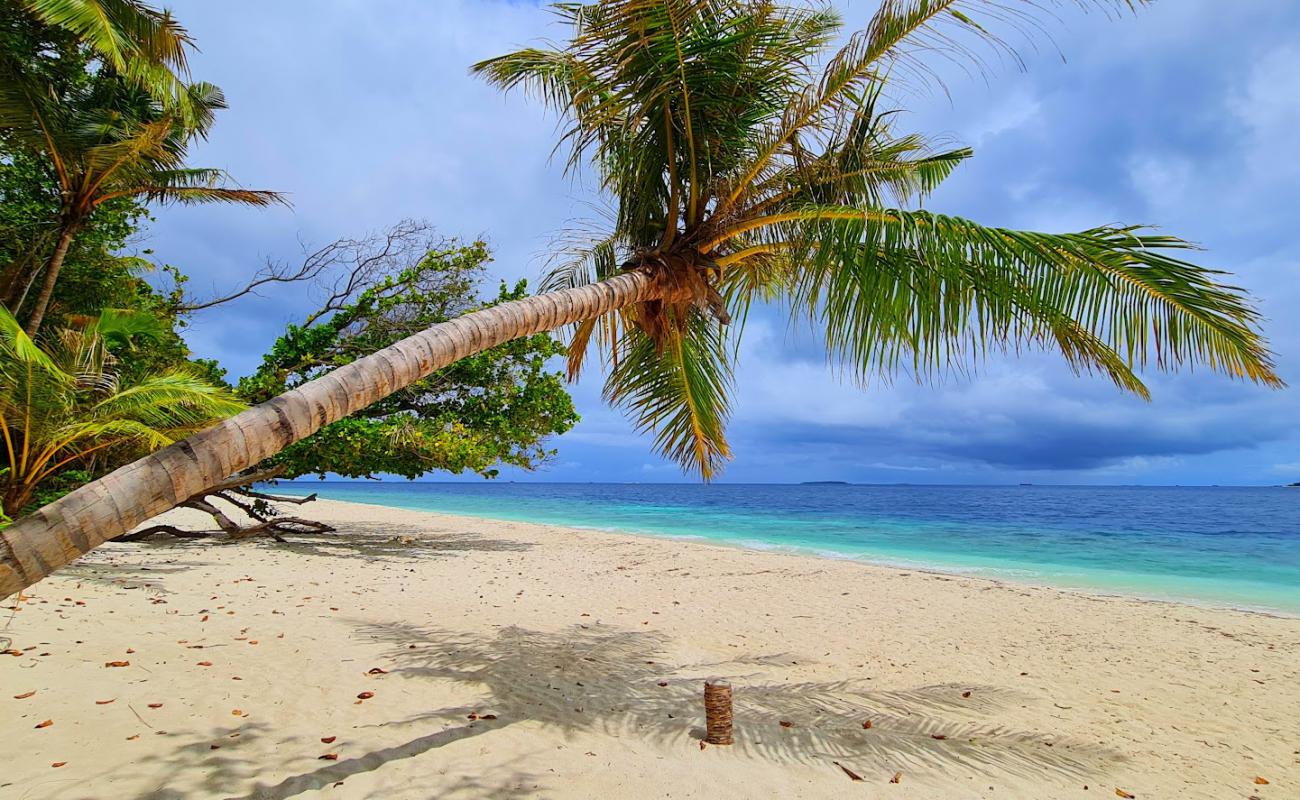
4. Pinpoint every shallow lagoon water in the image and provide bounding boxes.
[282,482,1300,615]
